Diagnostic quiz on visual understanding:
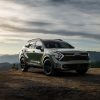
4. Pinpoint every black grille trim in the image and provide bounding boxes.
[60,55,89,61]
